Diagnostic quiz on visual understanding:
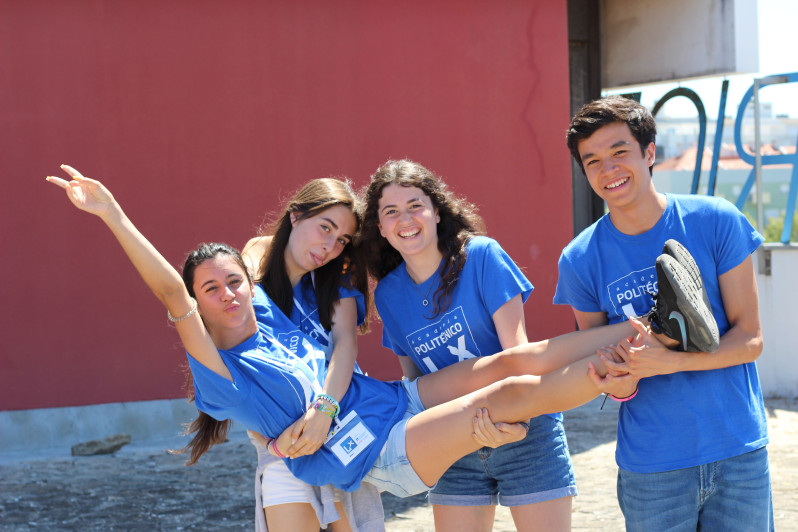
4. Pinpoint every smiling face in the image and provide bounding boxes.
[577,121,657,211]
[377,183,441,262]
[283,204,357,285]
